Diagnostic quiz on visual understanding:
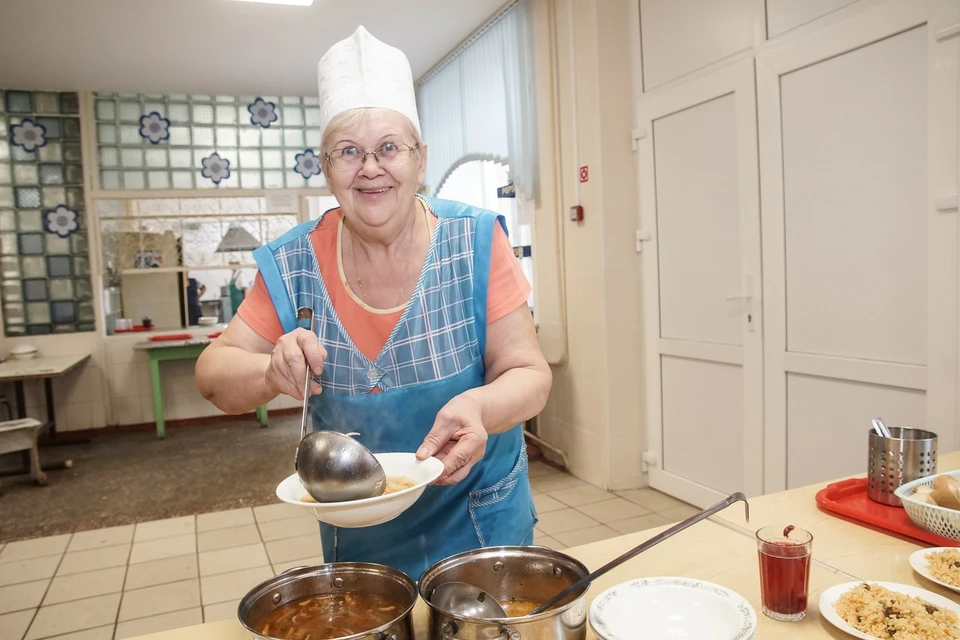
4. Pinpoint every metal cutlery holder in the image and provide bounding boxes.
[867,427,937,506]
